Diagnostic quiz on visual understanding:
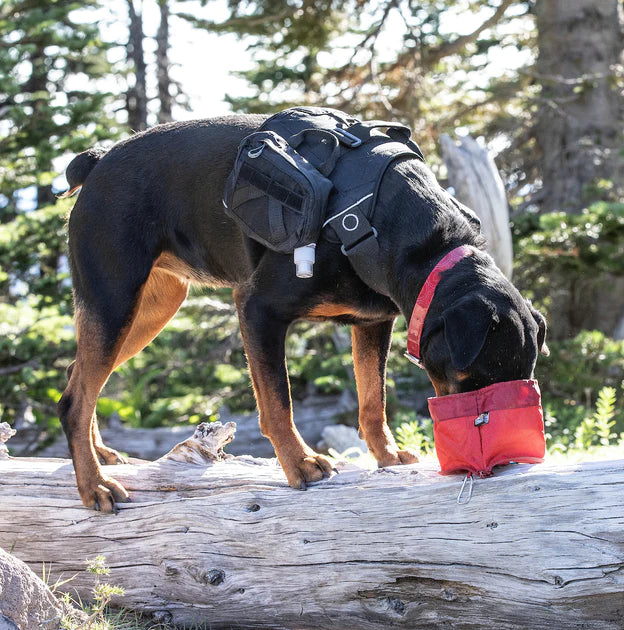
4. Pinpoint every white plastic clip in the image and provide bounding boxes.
[457,473,474,505]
